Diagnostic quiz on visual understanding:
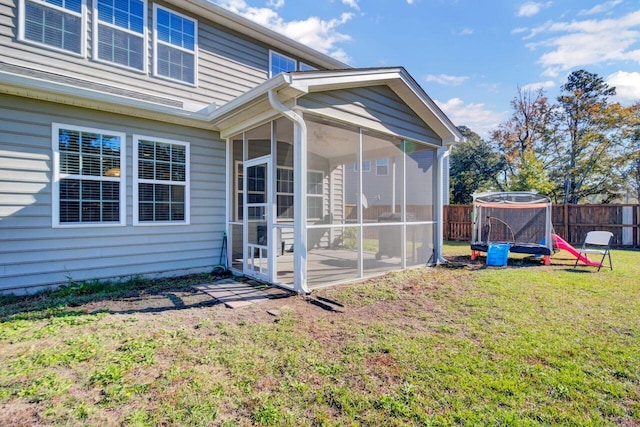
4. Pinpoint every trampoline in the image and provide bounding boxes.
[470,192,553,264]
